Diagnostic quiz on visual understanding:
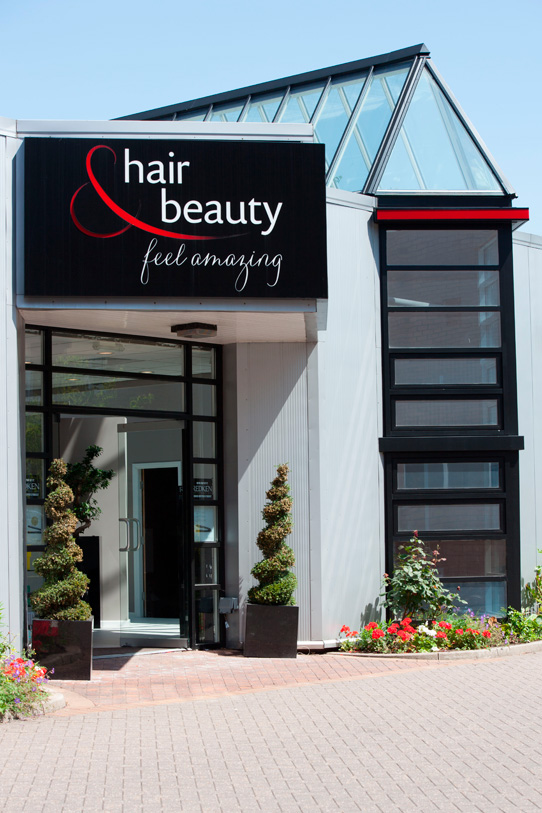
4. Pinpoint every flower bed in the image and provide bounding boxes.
[0,654,50,720]
[339,609,542,655]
